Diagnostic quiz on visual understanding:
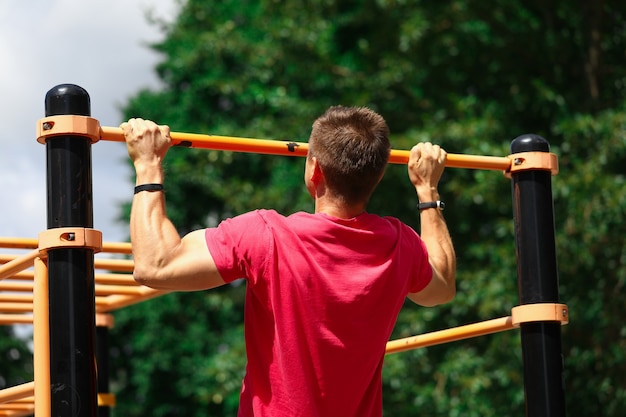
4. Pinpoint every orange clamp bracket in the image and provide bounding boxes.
[505,151,559,177]
[36,115,101,144]
[98,393,116,407]
[38,228,103,254]
[95,313,115,329]
[511,303,569,326]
